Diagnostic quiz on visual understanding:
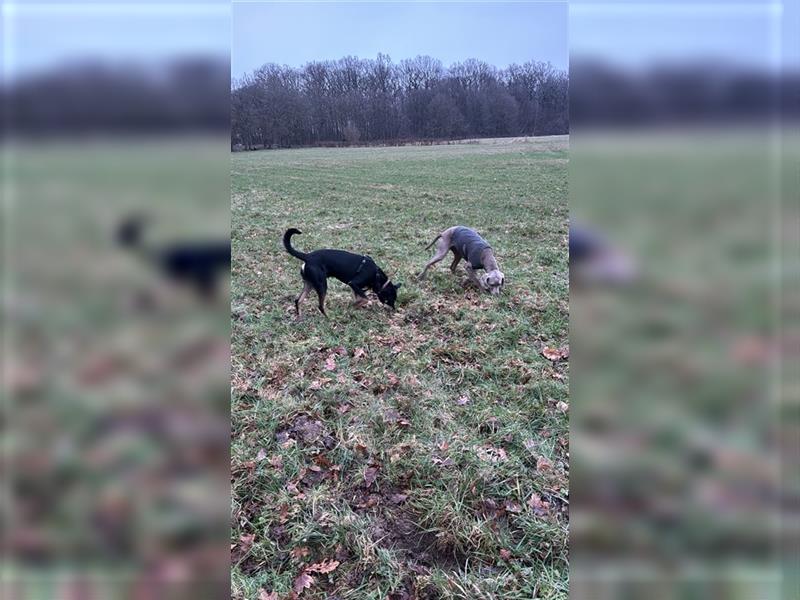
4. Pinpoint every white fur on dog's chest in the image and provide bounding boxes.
[301,262,305,273]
